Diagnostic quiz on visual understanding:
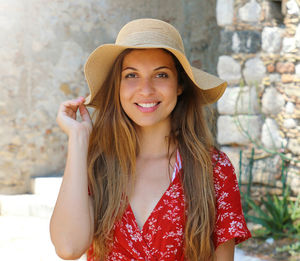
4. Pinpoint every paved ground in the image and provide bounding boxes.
[0,215,86,261]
